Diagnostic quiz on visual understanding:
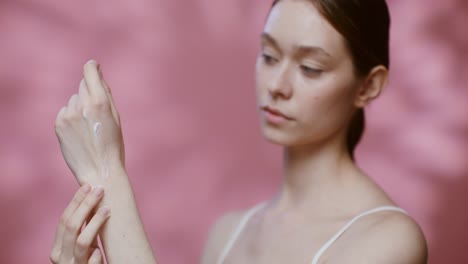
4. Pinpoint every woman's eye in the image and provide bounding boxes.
[300,65,323,76]
[262,54,277,65]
